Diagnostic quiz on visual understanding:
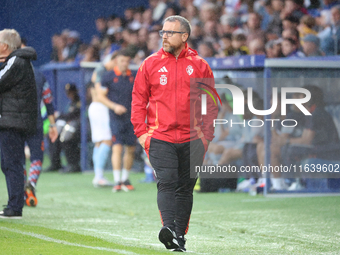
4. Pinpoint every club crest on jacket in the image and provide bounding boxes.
[186,65,193,75]
[160,74,167,85]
